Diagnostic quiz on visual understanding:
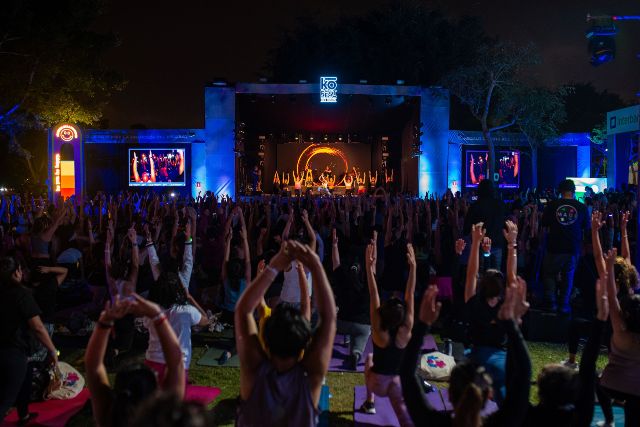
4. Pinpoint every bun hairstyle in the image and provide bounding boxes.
[478,269,505,300]
[449,362,492,427]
